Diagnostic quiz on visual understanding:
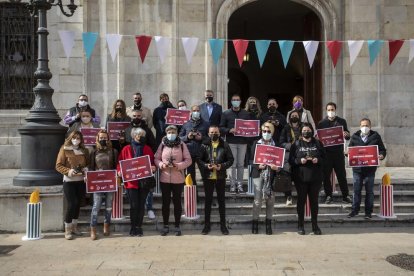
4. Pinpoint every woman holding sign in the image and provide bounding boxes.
[289,123,325,235]
[250,122,279,235]
[106,99,131,152]
[56,131,89,240]
[117,127,155,237]
[155,125,192,236]
[88,130,118,240]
